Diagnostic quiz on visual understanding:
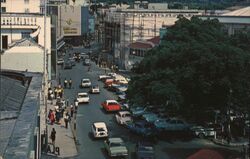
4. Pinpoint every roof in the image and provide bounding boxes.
[118,111,131,115]
[94,122,107,127]
[9,38,43,49]
[78,92,88,95]
[147,36,160,45]
[223,6,250,16]
[106,100,118,103]
[109,137,124,143]
[129,36,160,49]
[187,149,224,159]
